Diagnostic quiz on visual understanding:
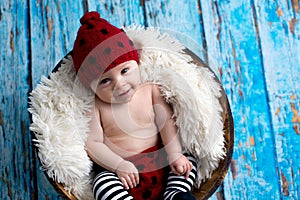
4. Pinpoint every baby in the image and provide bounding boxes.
[72,11,197,200]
